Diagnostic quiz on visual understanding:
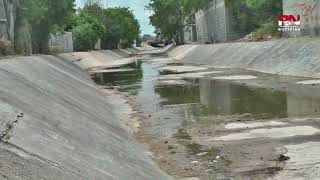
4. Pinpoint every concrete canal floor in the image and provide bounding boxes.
[91,54,320,180]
